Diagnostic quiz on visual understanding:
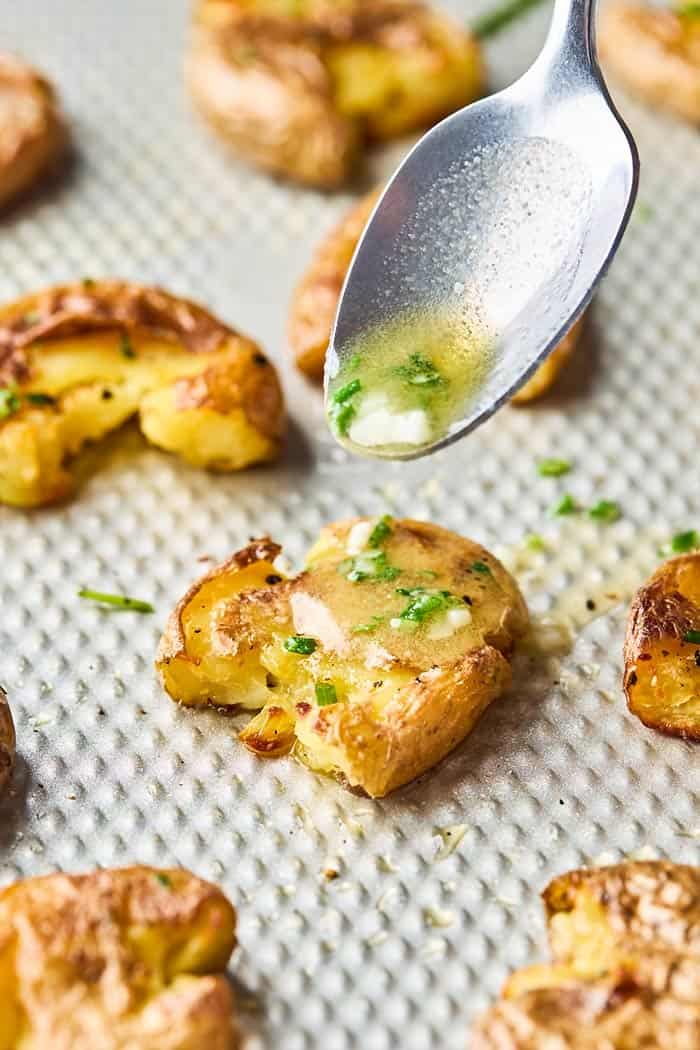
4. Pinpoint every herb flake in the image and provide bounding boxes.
[394,587,462,626]
[684,630,700,645]
[551,493,577,517]
[120,332,136,359]
[78,588,154,613]
[284,635,317,655]
[471,561,491,575]
[394,352,444,388]
[315,682,338,707]
[0,388,20,420]
[672,530,699,553]
[368,514,393,548]
[26,392,56,406]
[537,458,571,478]
[589,500,621,523]
[338,550,401,583]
